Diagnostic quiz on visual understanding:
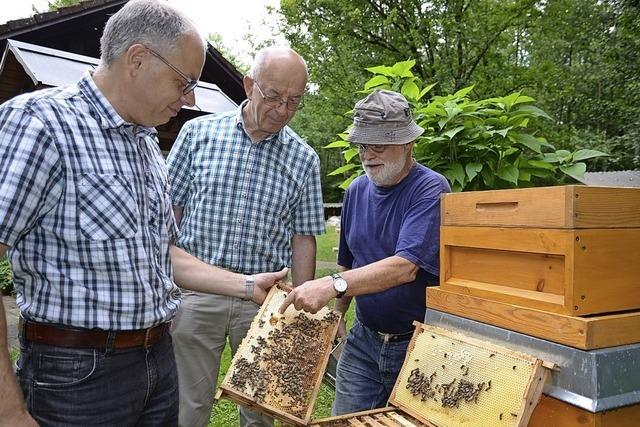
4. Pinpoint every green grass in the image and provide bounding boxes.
[316,225,340,263]
[10,347,19,364]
